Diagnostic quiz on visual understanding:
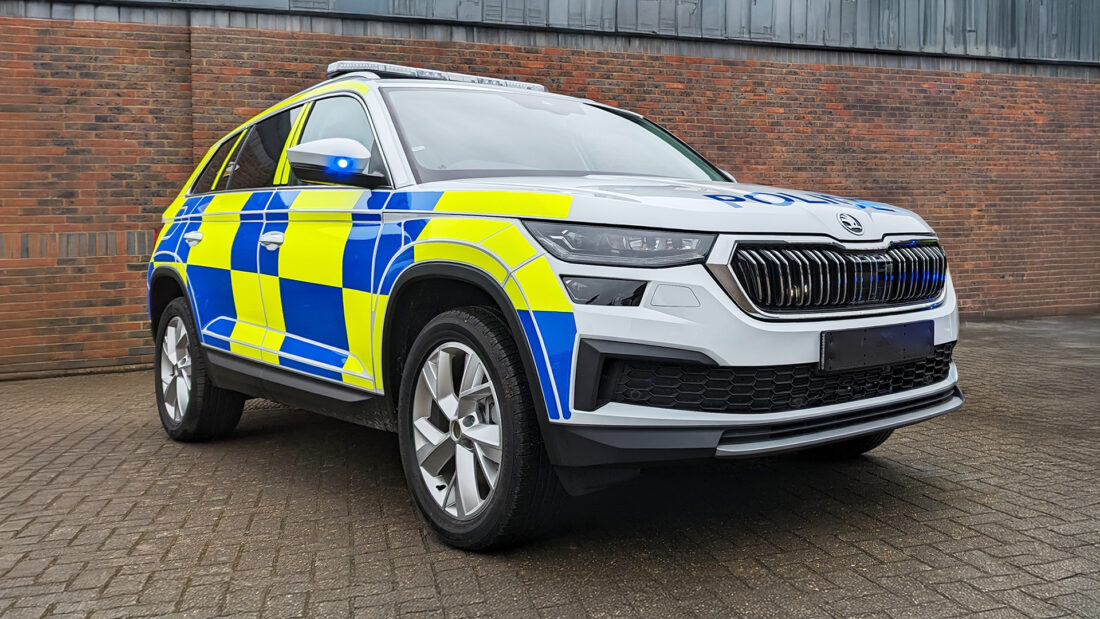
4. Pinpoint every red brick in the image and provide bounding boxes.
[0,16,1097,377]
